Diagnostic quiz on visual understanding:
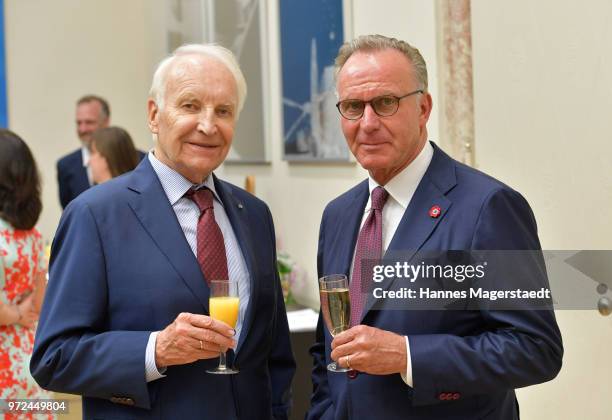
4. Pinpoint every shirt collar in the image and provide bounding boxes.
[367,141,434,210]
[147,151,222,206]
[81,145,91,167]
